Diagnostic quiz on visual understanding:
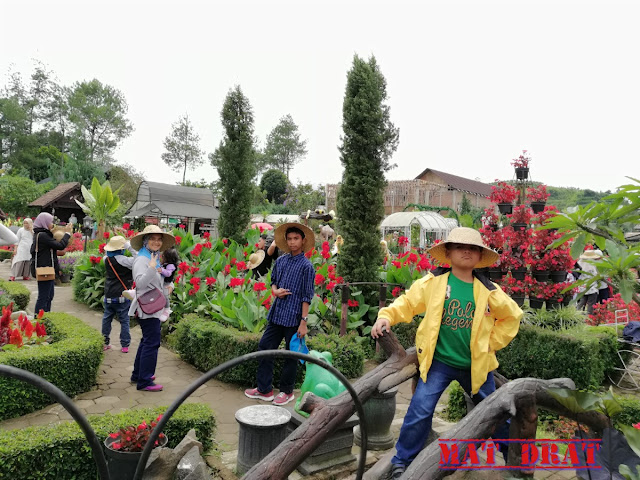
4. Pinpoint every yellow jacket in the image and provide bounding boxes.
[379,269,523,394]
